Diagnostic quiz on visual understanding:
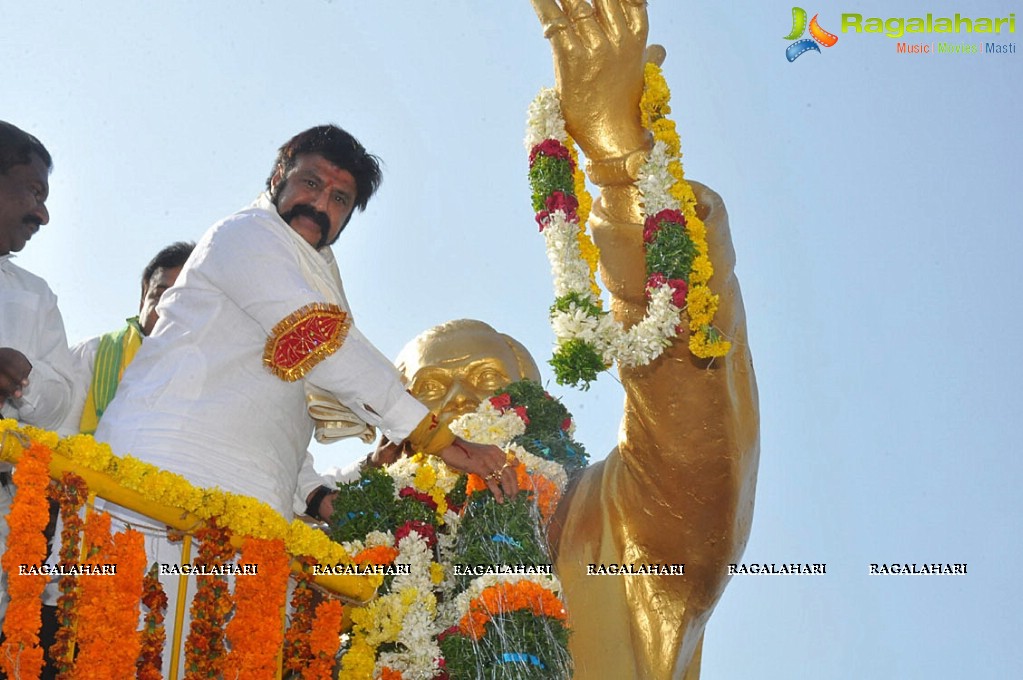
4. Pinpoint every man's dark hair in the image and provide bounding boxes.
[0,121,53,174]
[141,241,195,294]
[266,125,383,233]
